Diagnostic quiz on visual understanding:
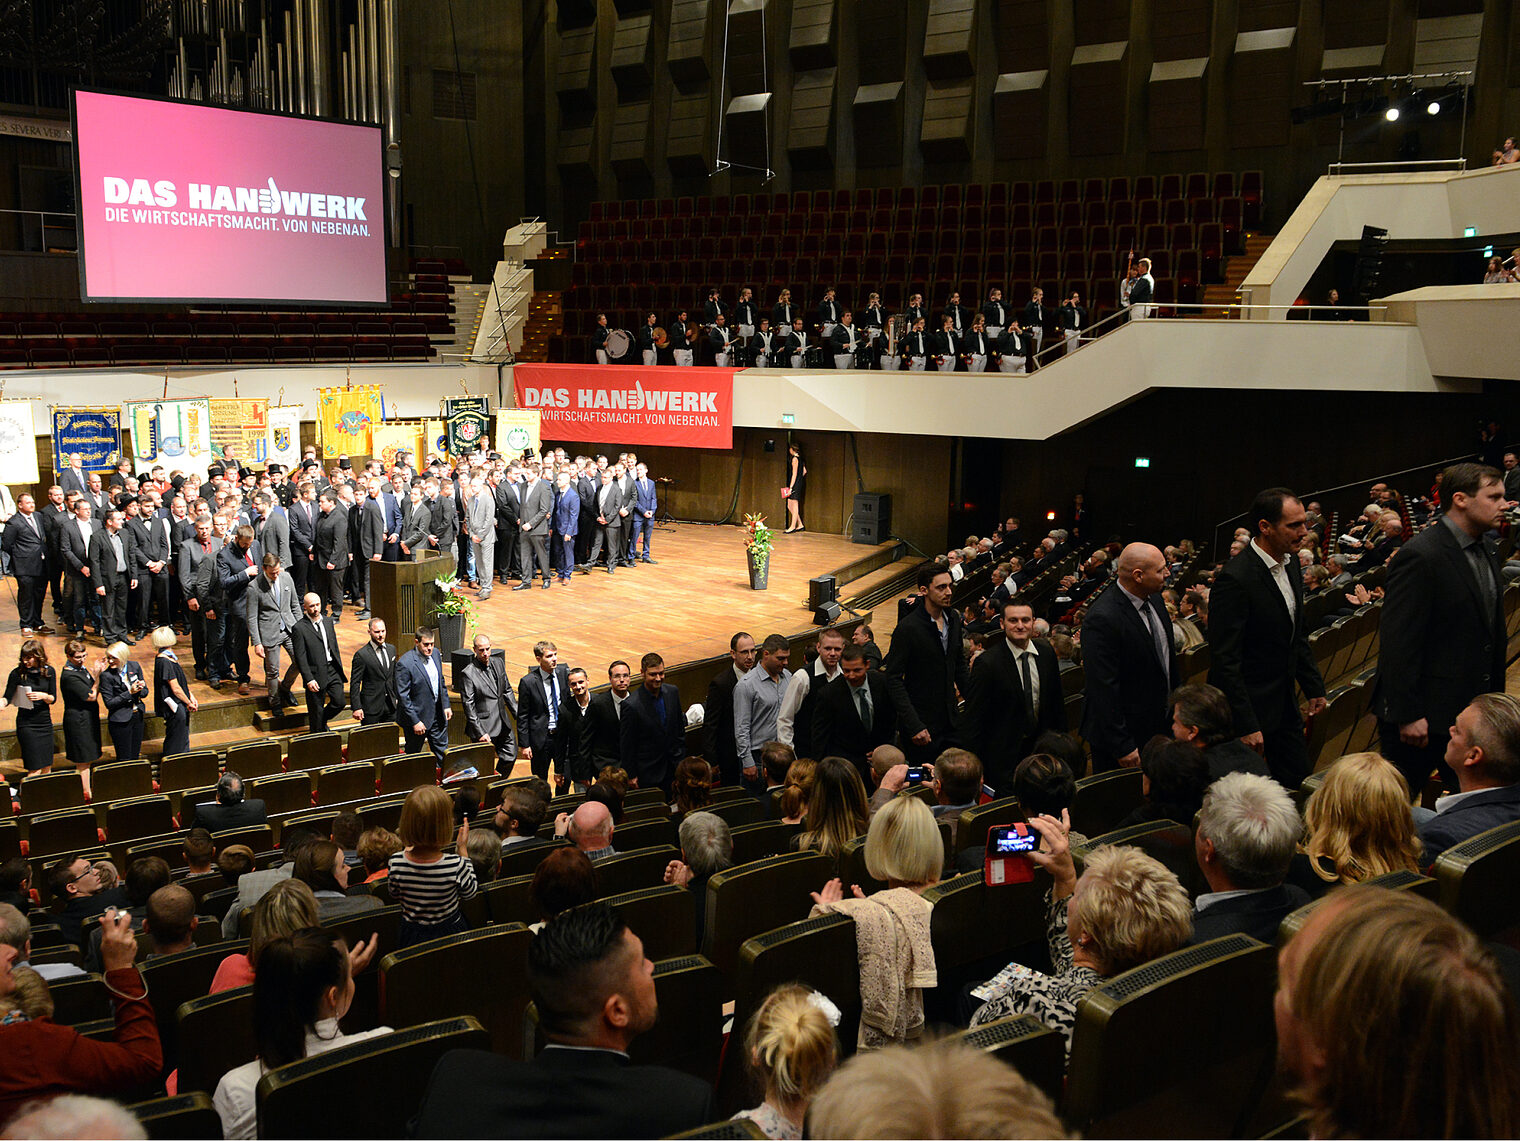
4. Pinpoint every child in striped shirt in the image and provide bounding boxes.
[389,784,478,948]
